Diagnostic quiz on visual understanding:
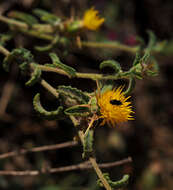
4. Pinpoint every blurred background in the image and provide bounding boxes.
[0,0,173,189]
